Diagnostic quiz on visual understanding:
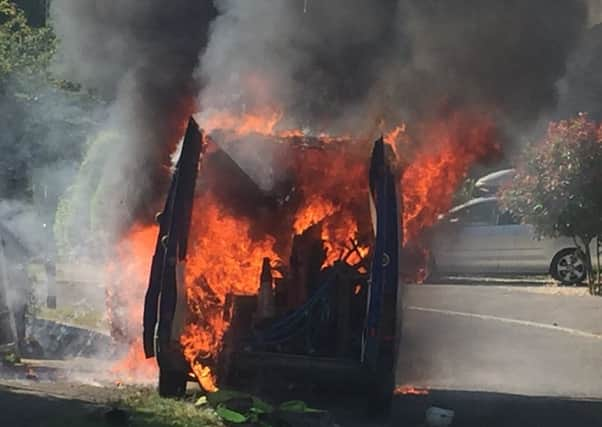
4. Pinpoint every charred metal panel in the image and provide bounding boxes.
[363,138,402,371]
[143,118,204,358]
